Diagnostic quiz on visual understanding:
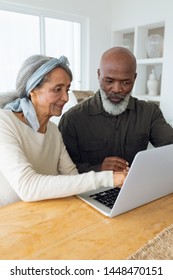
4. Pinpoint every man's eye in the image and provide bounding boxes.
[122,81,129,86]
[122,81,132,86]
[105,79,113,84]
